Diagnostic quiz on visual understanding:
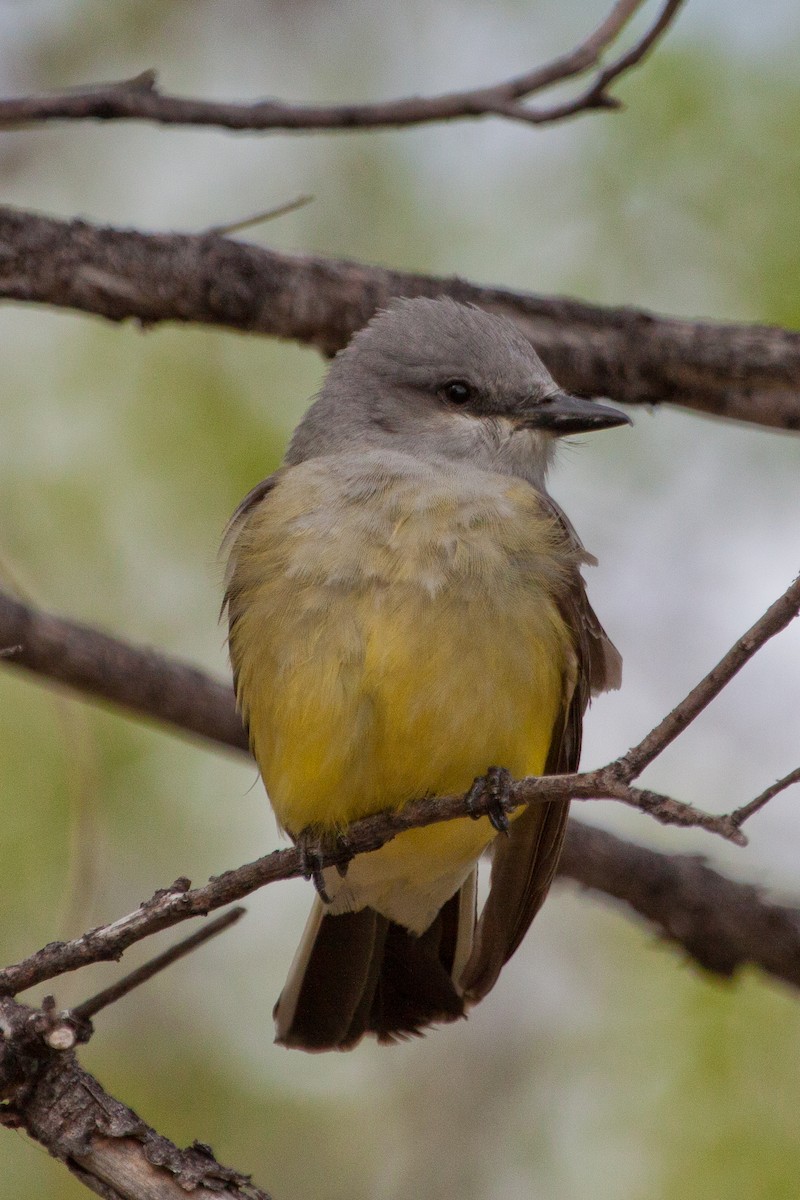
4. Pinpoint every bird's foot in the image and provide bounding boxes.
[465,766,513,836]
[331,833,355,878]
[295,828,355,903]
